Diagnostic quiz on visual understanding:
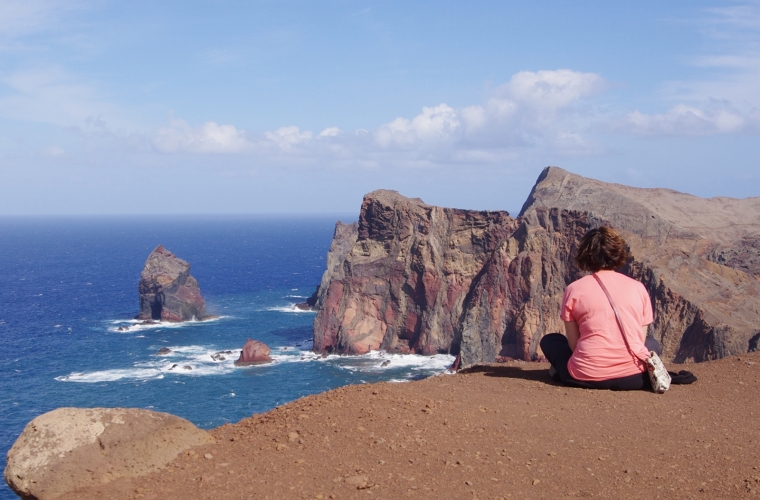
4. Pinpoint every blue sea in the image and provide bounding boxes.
[0,216,453,499]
